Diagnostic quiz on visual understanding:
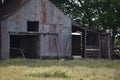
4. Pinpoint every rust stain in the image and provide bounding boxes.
[50,24,56,33]
[34,12,38,18]
[34,3,38,19]
[16,21,19,29]
[41,0,46,24]
[57,15,62,24]
[42,25,45,32]
[15,13,20,29]
[50,5,54,23]
[16,13,20,19]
